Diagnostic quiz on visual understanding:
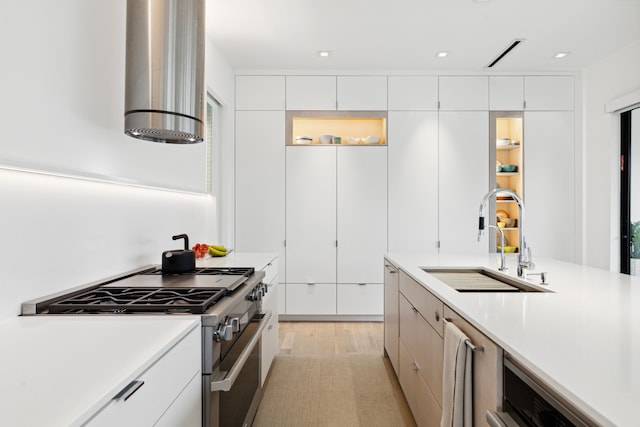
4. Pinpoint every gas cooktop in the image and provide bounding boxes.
[23,266,259,315]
